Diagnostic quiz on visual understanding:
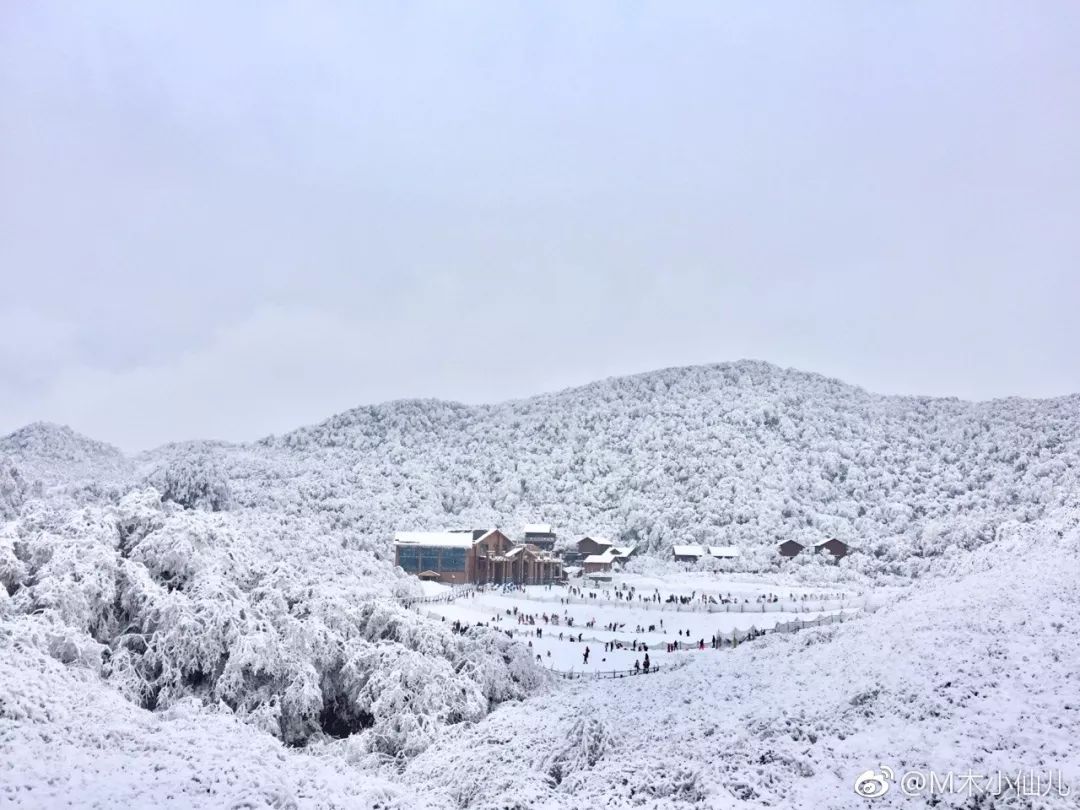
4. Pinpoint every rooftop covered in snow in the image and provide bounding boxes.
[708,546,740,558]
[393,529,496,548]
